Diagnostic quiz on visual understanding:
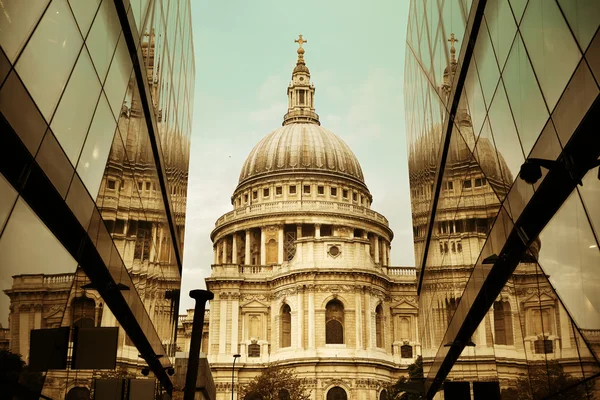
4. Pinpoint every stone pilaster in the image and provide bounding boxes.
[232,232,238,264]
[245,230,251,265]
[278,226,284,264]
[222,237,228,264]
[297,287,304,349]
[308,286,315,349]
[260,227,266,265]
[231,293,239,354]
